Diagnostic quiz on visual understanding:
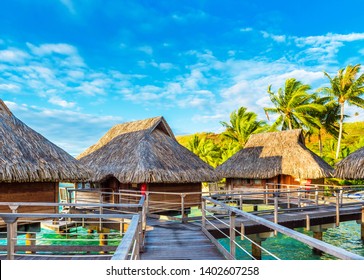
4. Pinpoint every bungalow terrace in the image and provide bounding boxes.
[77,116,219,214]
[334,147,364,179]
[216,129,333,190]
[0,99,90,215]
